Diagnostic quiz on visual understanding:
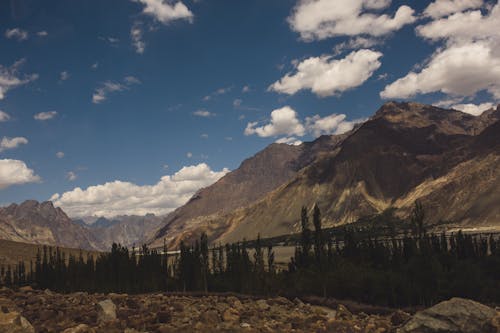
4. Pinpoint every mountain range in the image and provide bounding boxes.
[149,101,500,248]
[0,102,498,251]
